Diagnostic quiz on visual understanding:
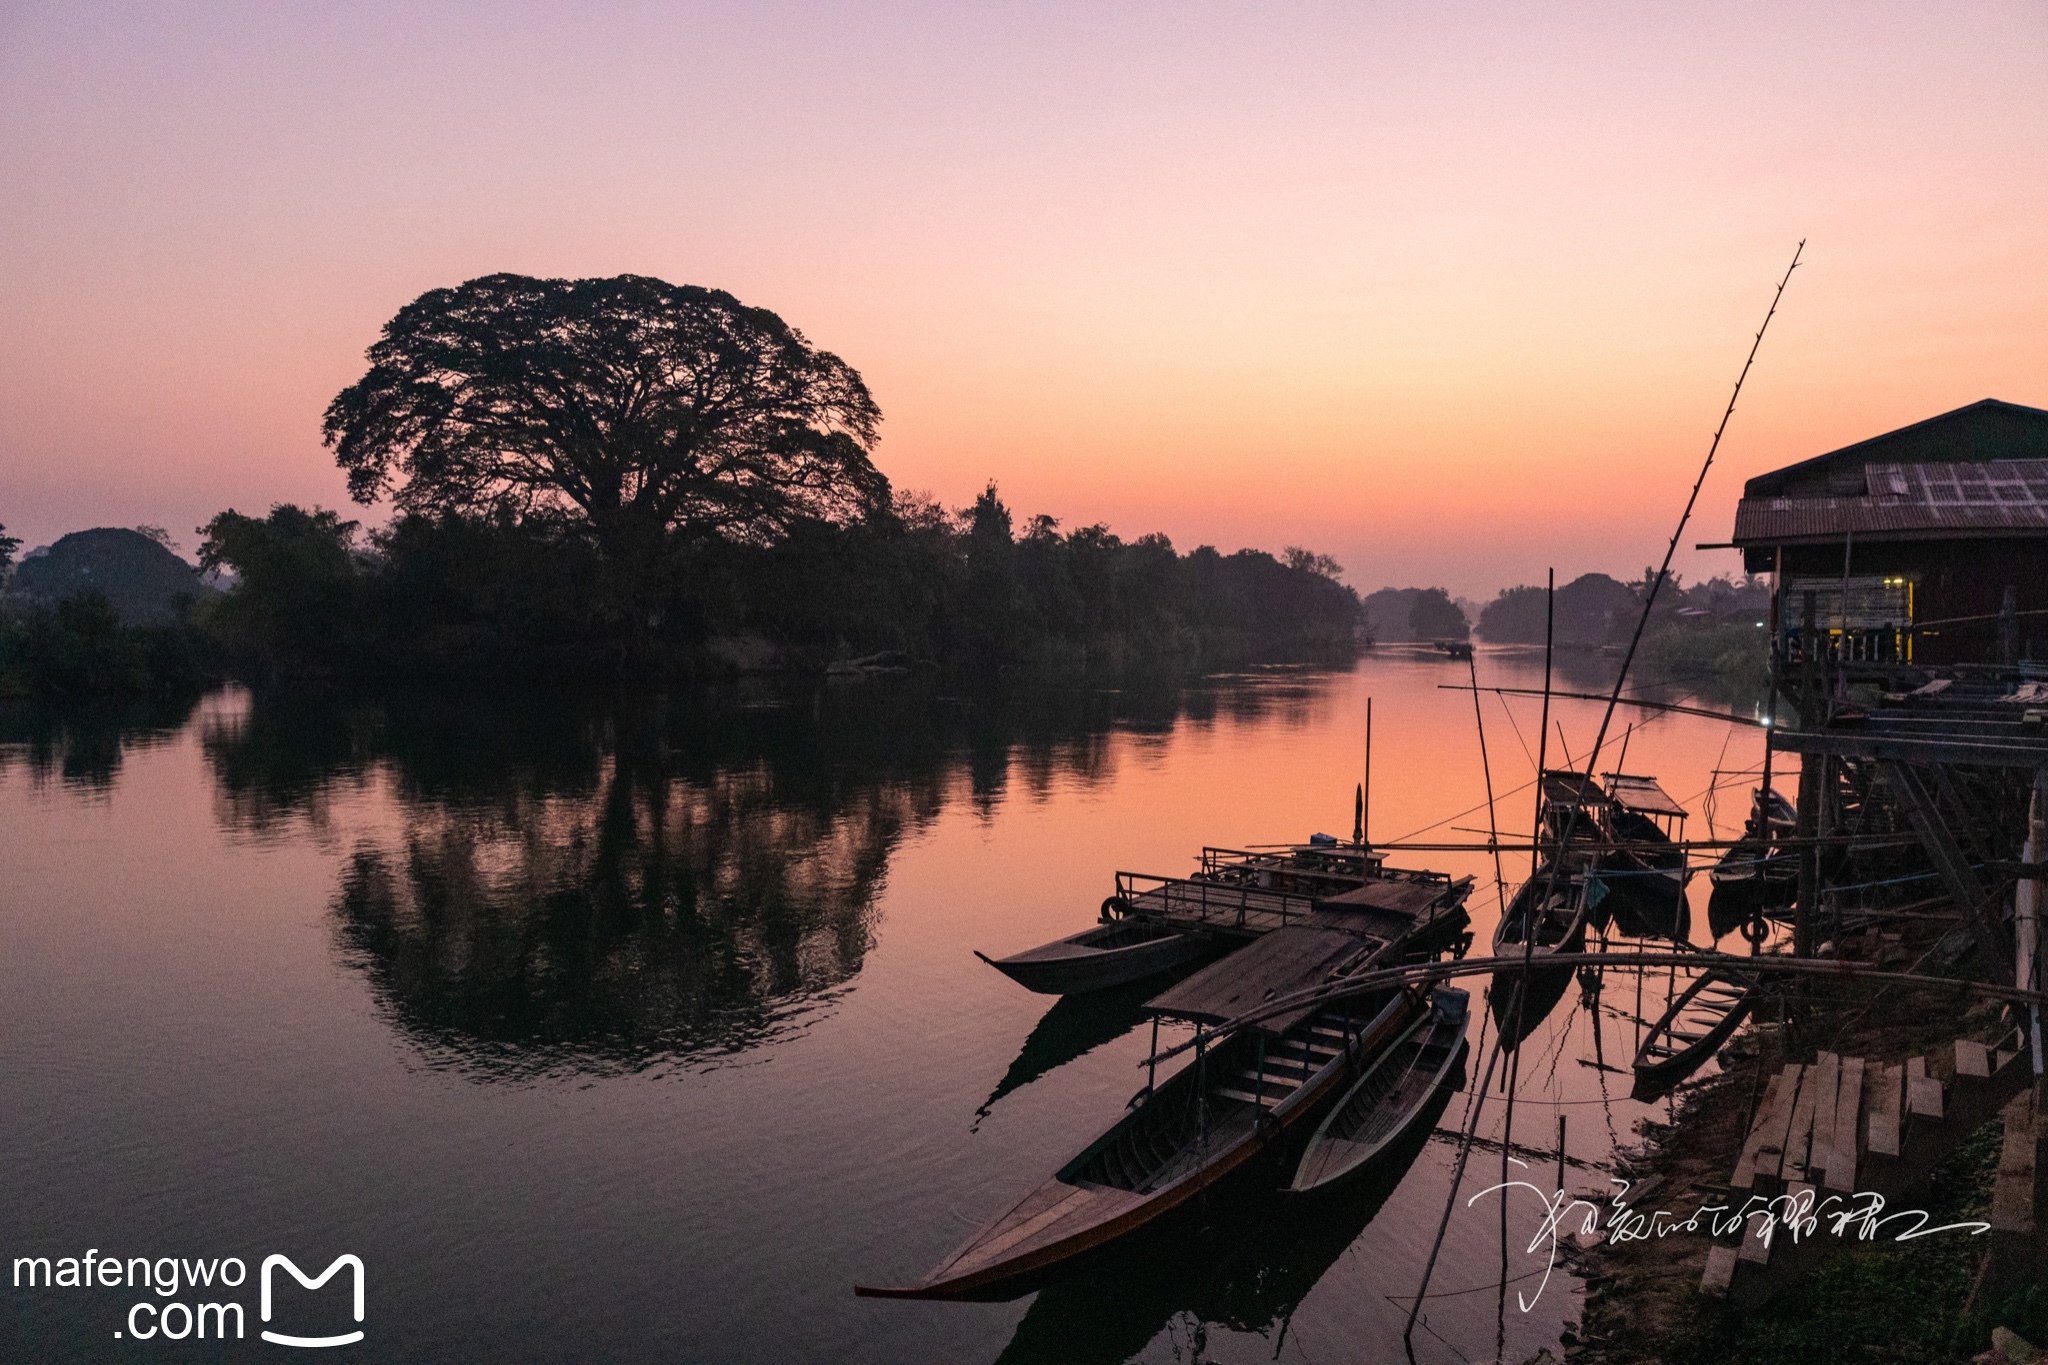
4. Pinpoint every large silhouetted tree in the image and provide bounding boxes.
[322,274,889,583]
